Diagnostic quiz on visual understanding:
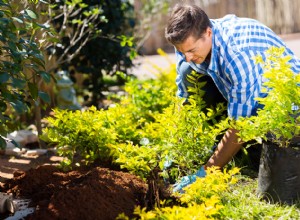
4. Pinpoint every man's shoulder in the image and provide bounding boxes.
[211,14,237,23]
[211,14,278,51]
[211,14,262,29]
